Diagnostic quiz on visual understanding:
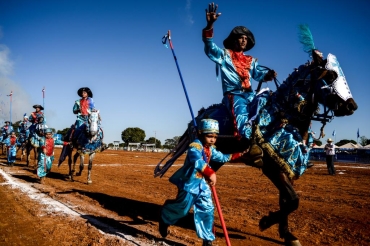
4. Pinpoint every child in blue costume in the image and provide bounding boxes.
[32,128,65,183]
[159,119,247,246]
[202,3,277,163]
[4,131,20,166]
